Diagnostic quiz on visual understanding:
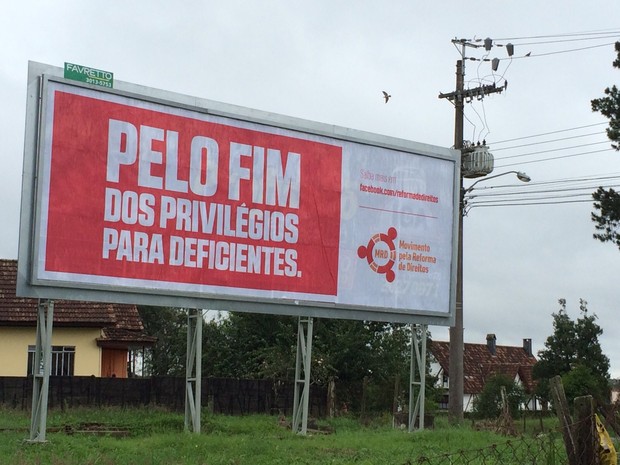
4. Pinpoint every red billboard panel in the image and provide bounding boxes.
[42,89,341,297]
